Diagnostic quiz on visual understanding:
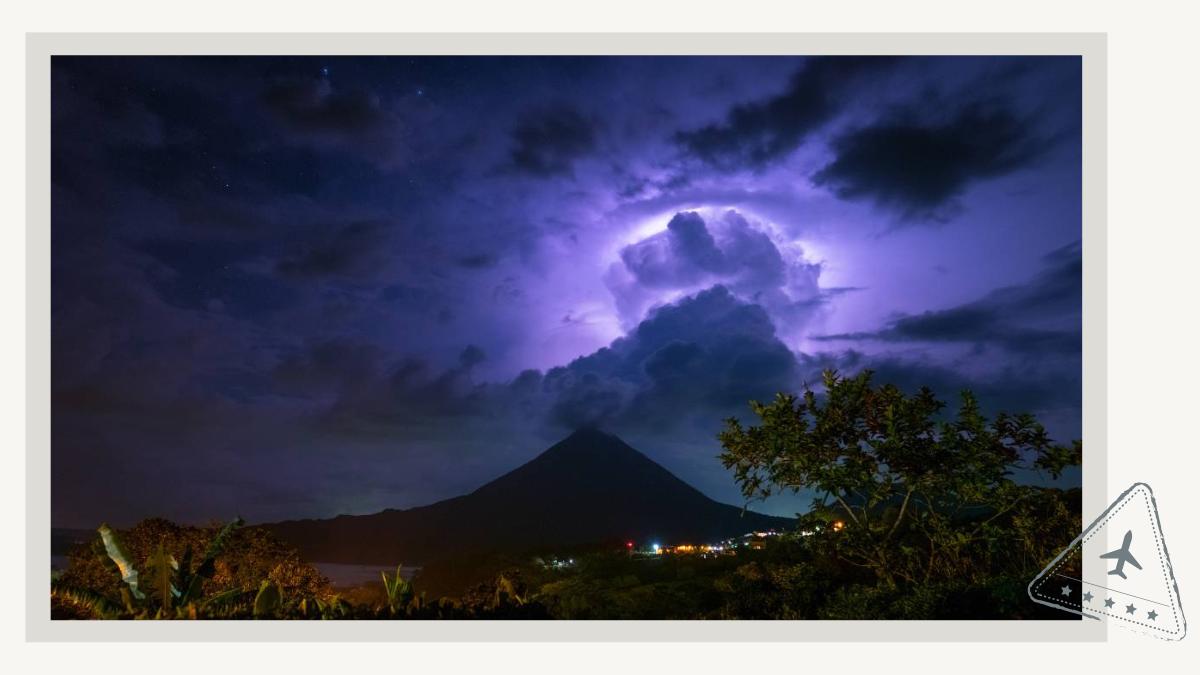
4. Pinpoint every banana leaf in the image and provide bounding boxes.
[98,523,145,600]
[253,580,281,618]
[200,586,246,609]
[174,544,194,604]
[51,581,122,619]
[178,517,243,605]
[144,541,180,611]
